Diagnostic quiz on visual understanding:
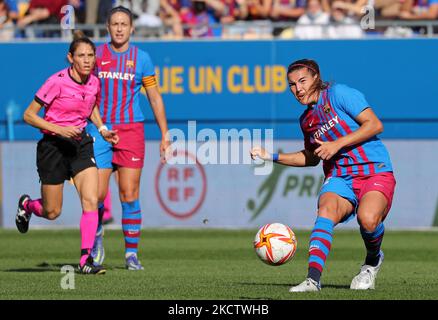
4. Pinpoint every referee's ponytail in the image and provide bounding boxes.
[69,30,96,55]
